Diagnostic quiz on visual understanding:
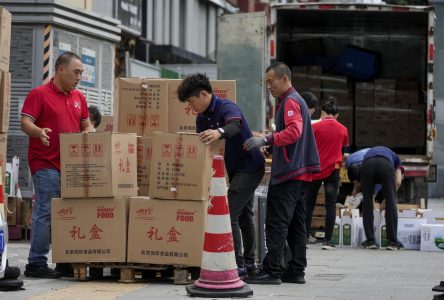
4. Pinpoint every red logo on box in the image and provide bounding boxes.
[176,209,196,222]
[150,115,160,127]
[186,145,197,159]
[175,143,184,159]
[137,146,143,162]
[146,147,152,160]
[69,144,79,157]
[93,144,103,157]
[162,144,172,157]
[128,114,136,126]
[136,207,154,220]
[56,207,75,220]
[97,206,116,219]
[81,144,91,157]
[114,141,121,154]
[128,142,135,154]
